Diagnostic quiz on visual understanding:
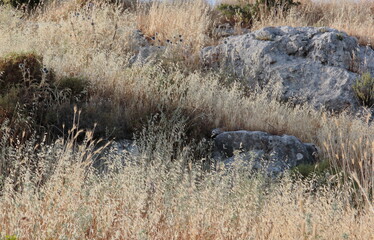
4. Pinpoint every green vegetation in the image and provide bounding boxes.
[291,159,332,178]
[0,52,45,92]
[1,235,18,240]
[336,33,344,41]
[0,52,55,138]
[57,76,89,100]
[0,52,95,140]
[217,3,254,27]
[217,0,300,27]
[353,72,374,107]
